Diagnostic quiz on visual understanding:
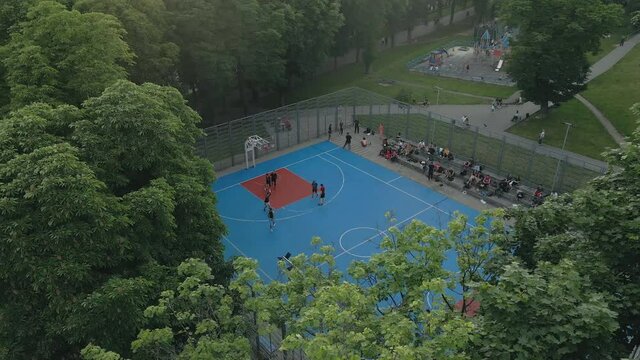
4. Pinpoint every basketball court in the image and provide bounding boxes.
[214,141,479,282]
